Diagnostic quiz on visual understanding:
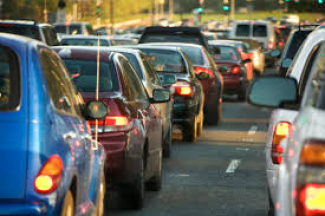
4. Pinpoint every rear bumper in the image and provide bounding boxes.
[172,103,197,127]
[0,202,47,215]
[222,76,244,94]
